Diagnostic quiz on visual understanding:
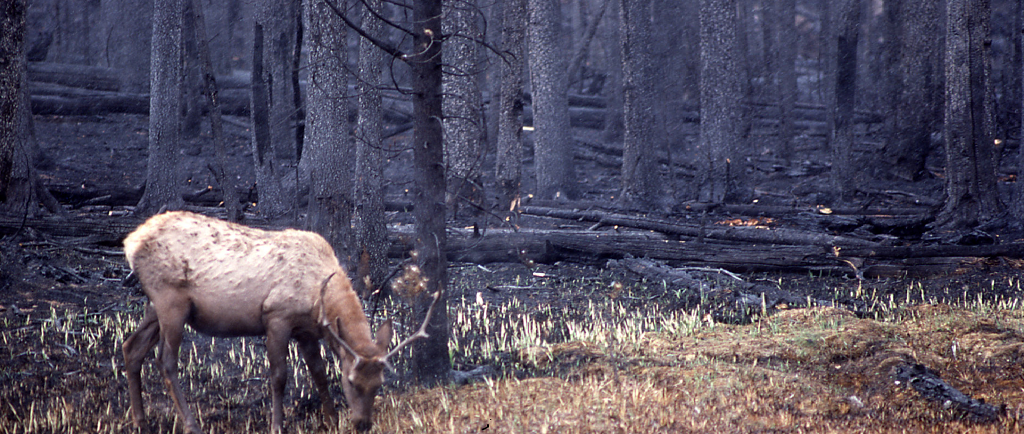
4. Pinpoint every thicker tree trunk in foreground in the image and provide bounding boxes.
[0,0,27,206]
[937,0,1000,231]
[618,0,661,210]
[442,0,484,215]
[496,0,526,214]
[410,0,451,386]
[353,0,389,297]
[136,0,184,216]
[830,0,860,200]
[304,0,354,262]
[528,0,577,200]
[698,0,741,203]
